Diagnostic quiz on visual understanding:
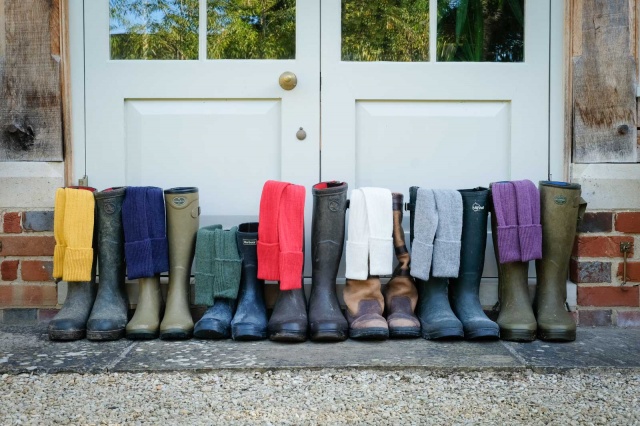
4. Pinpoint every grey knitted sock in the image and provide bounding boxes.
[432,190,463,278]
[195,225,223,306]
[213,226,242,299]
[410,188,438,281]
